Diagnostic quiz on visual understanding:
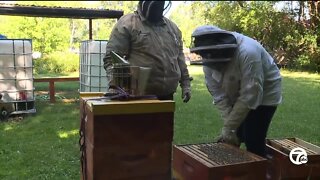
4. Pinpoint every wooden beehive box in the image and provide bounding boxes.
[266,137,320,179]
[80,93,175,180]
[173,143,267,180]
